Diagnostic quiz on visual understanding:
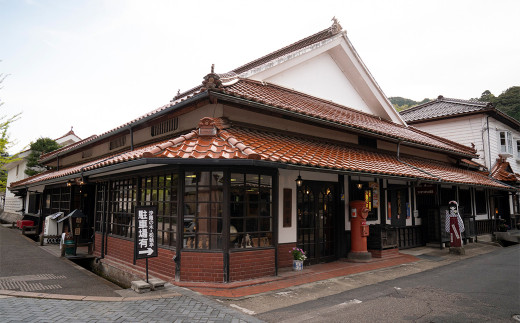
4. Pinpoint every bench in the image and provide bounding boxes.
[22,225,38,236]
[39,234,61,245]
